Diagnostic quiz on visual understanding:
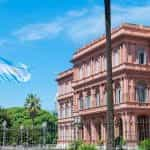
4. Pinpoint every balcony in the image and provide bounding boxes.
[72,63,150,88]
[58,117,74,123]
[77,101,150,116]
[57,91,73,100]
